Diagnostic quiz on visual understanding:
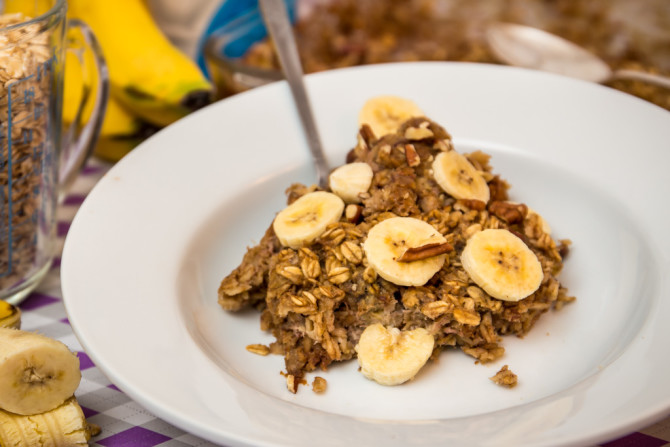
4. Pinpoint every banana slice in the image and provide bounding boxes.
[329,162,374,204]
[461,229,543,302]
[432,150,490,202]
[0,397,92,446]
[508,202,552,235]
[273,191,345,249]
[527,206,552,235]
[363,217,447,287]
[0,301,21,329]
[0,328,82,415]
[355,324,435,386]
[358,95,424,138]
